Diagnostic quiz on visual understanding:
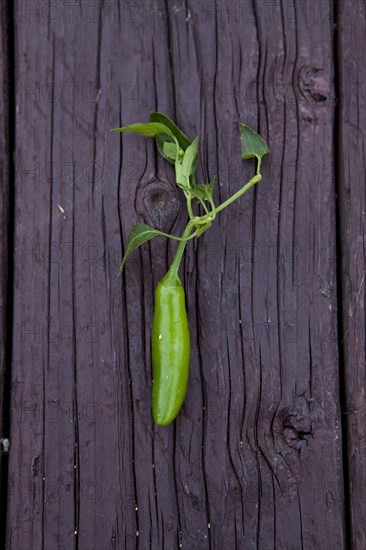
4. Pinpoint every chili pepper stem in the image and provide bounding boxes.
[187,195,194,219]
[165,219,197,283]
[164,158,262,284]
[214,172,261,215]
